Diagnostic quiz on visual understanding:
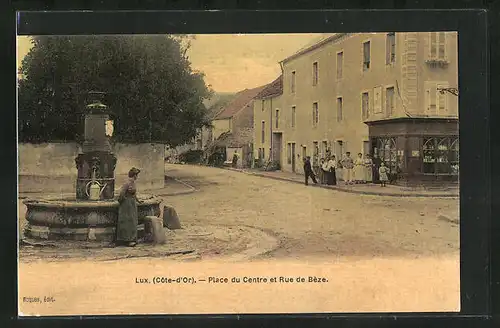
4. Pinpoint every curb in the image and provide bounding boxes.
[227,168,458,198]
